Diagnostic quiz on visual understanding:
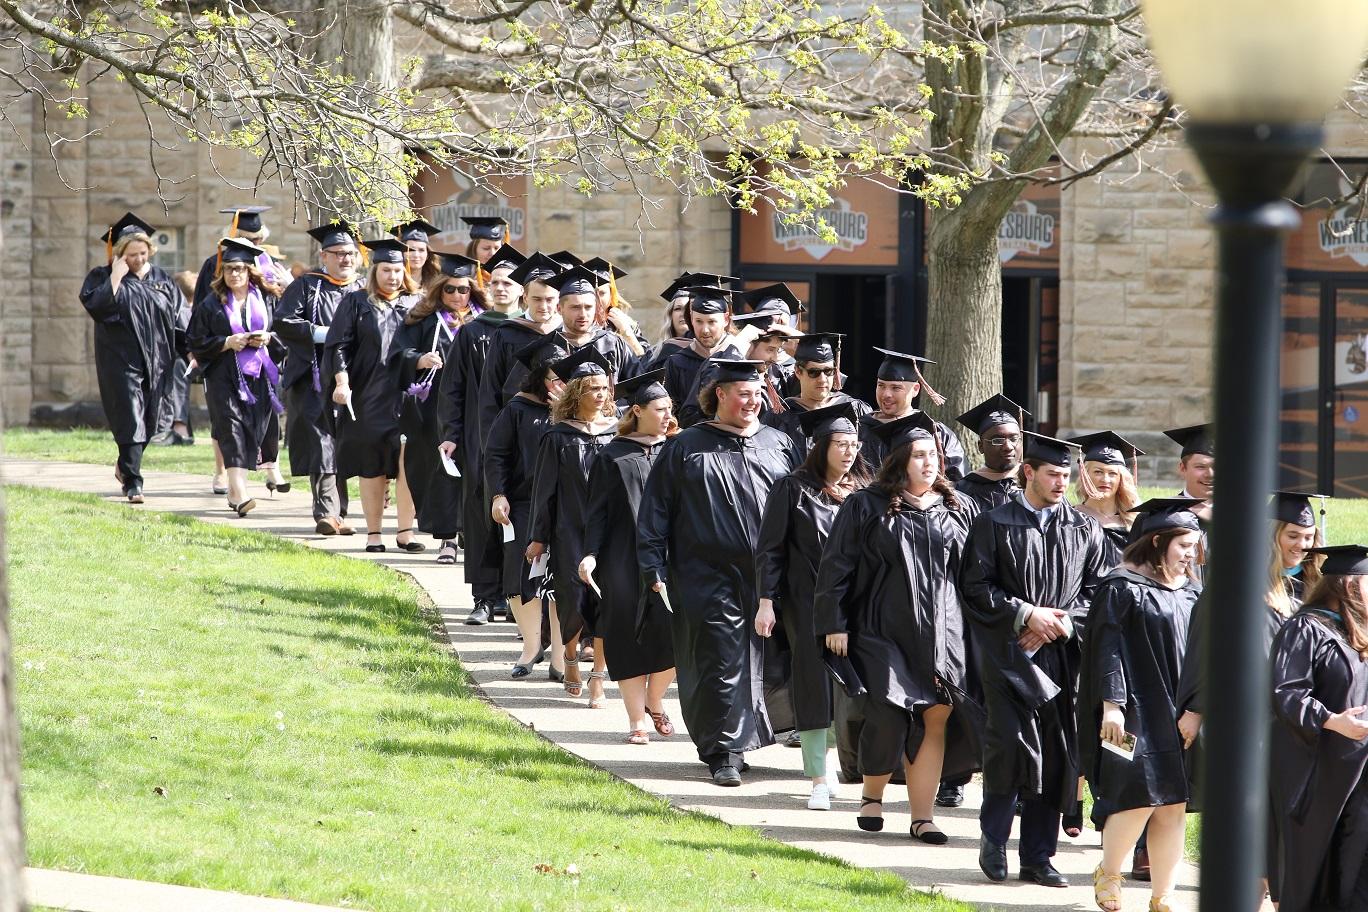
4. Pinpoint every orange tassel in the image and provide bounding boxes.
[608,267,620,310]
[105,236,113,265]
